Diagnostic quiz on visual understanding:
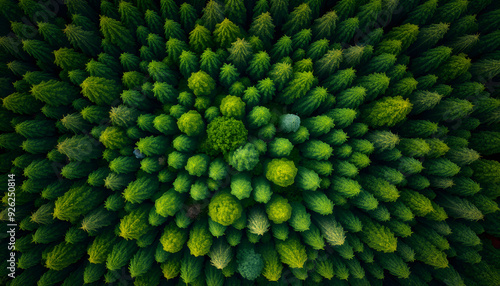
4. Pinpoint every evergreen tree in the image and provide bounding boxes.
[270,35,293,62]
[334,17,359,43]
[363,96,412,127]
[225,0,247,26]
[53,183,106,223]
[80,77,121,105]
[306,39,329,61]
[283,3,311,35]
[356,72,390,101]
[268,62,293,91]
[159,0,178,20]
[227,38,253,72]
[63,24,101,56]
[275,237,307,268]
[411,46,452,76]
[336,86,366,109]
[164,19,185,40]
[45,242,87,271]
[313,10,337,40]
[411,23,450,53]
[30,80,79,107]
[435,53,471,82]
[315,49,343,80]
[278,71,316,104]
[201,0,225,31]
[22,39,54,65]
[249,12,275,46]
[99,16,135,52]
[189,24,212,53]
[180,3,197,31]
[384,23,419,51]
[269,0,289,26]
[405,0,438,25]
